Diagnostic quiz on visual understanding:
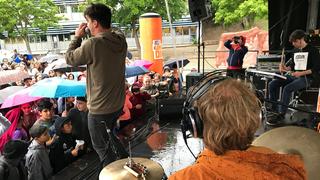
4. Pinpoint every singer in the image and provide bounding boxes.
[65,3,128,166]
[267,29,320,126]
